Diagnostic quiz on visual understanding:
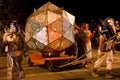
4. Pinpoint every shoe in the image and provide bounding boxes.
[19,71,25,79]
[91,71,99,78]
[105,74,113,79]
[83,61,88,67]
[105,69,114,79]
